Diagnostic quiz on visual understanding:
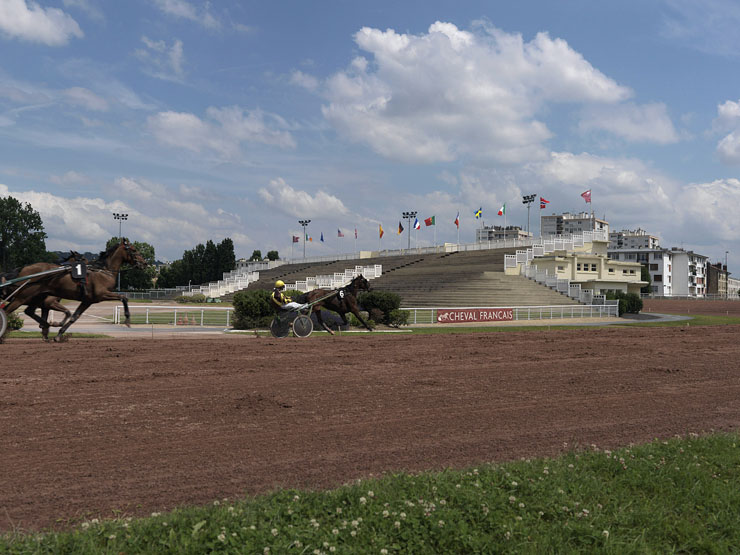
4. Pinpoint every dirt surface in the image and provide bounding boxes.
[2,324,740,532]
[643,298,740,317]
